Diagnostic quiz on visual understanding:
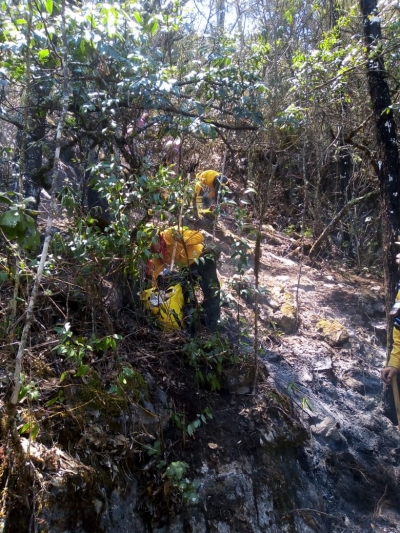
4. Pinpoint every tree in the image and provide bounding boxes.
[360,0,400,335]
